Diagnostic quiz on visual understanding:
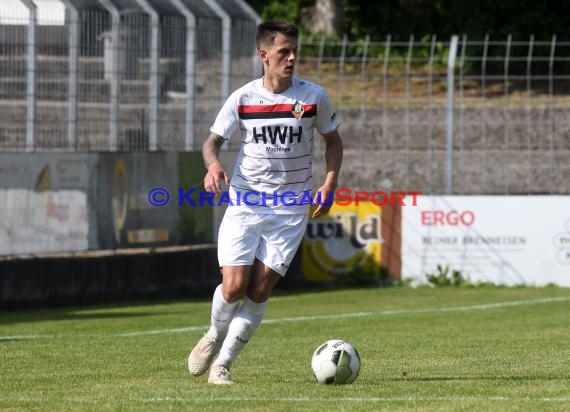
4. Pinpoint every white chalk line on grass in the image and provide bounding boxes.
[1,296,569,341]
[134,396,570,403]
[116,296,570,337]
[5,395,570,404]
